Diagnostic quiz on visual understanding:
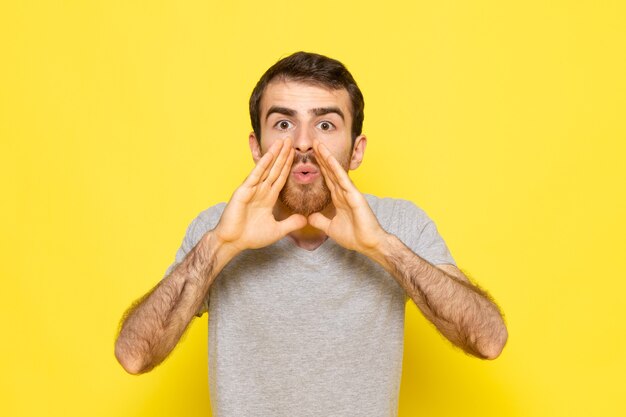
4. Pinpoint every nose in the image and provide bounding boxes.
[292,126,314,154]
